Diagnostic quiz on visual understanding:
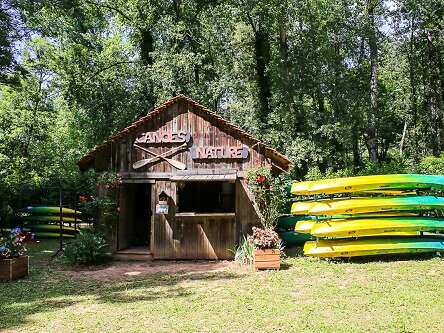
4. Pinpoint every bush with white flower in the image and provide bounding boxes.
[0,228,28,259]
